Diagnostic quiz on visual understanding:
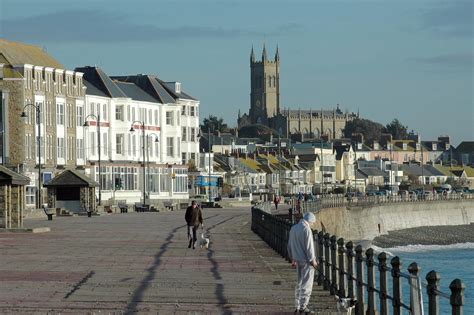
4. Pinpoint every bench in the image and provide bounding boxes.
[117,201,128,213]
[134,203,150,212]
[42,206,54,220]
[163,201,174,211]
